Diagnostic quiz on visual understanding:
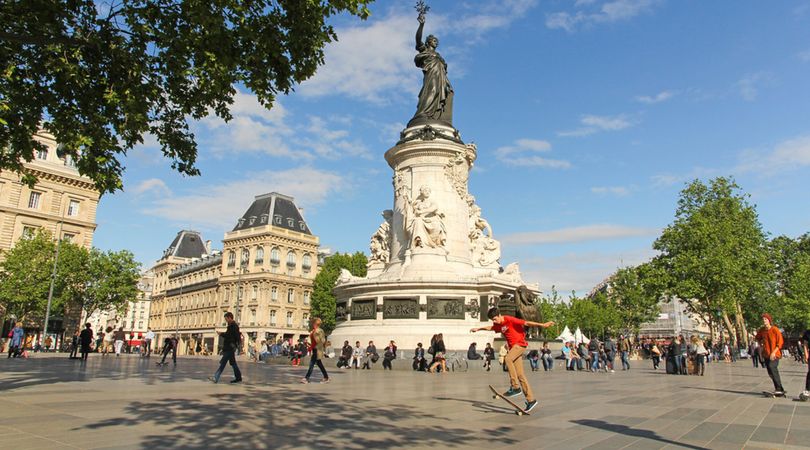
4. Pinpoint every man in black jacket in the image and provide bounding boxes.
[209,312,243,384]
